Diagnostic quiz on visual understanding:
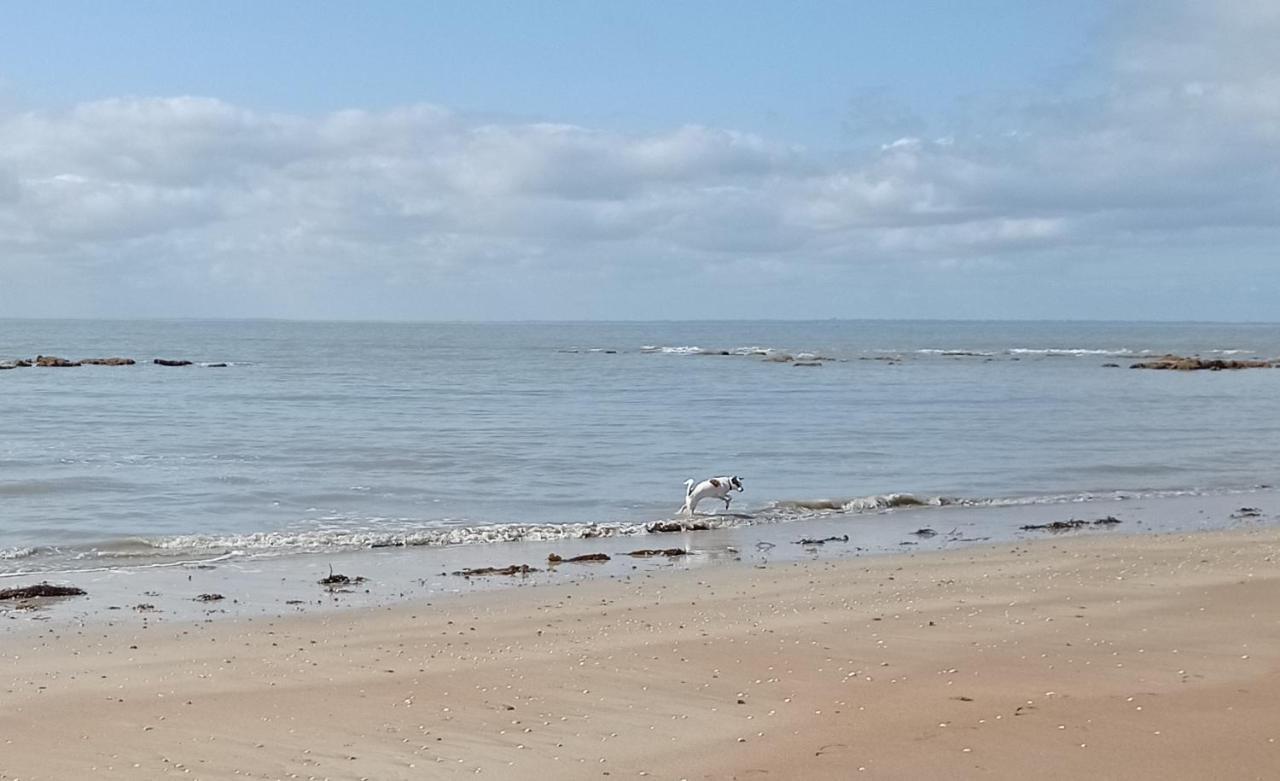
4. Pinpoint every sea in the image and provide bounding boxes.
[3,319,1279,578]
